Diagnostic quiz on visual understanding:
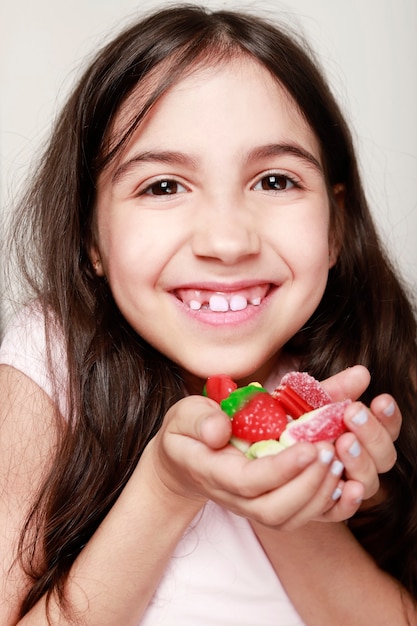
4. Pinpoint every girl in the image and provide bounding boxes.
[1,5,416,624]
